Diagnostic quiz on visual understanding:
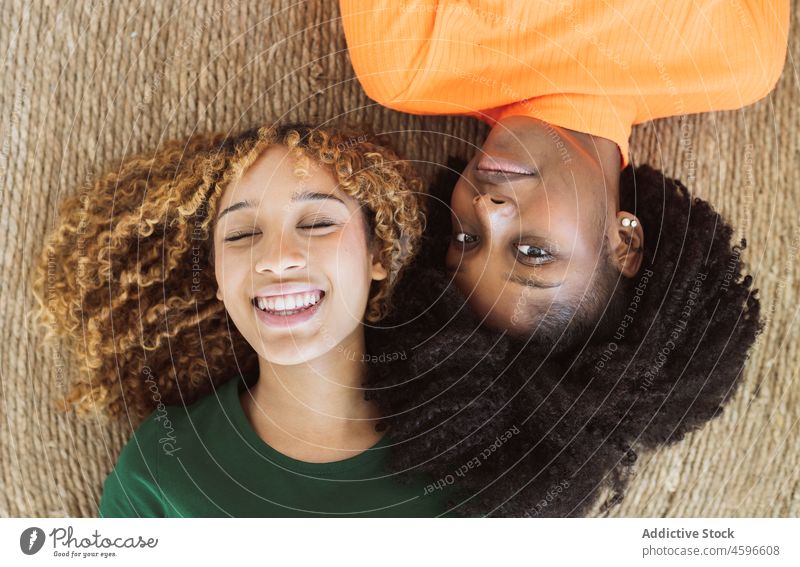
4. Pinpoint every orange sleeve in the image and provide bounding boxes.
[339,1,441,114]
[340,1,790,169]
[340,1,554,116]
[741,0,791,102]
